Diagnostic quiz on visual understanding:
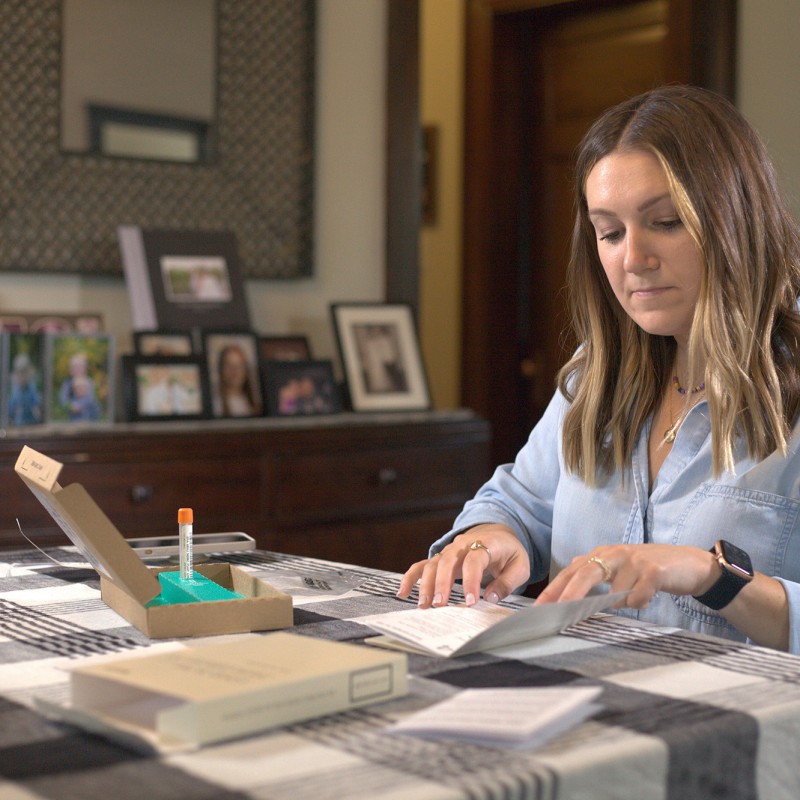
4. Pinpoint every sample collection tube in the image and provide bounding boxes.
[178,507,193,580]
